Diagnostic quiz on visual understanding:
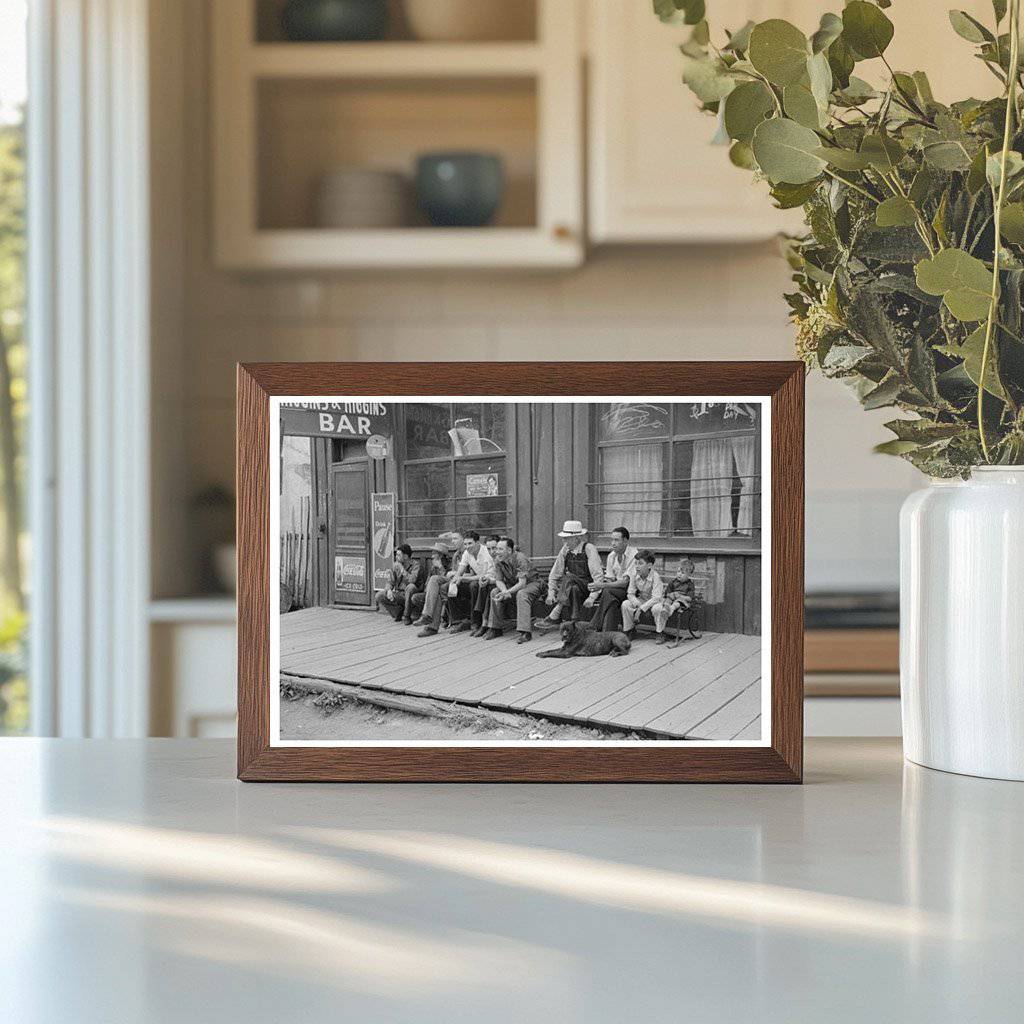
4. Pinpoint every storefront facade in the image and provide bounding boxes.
[280,400,763,634]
